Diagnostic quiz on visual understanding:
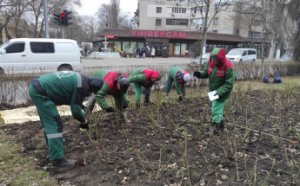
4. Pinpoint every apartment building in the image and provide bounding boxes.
[139,0,266,38]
